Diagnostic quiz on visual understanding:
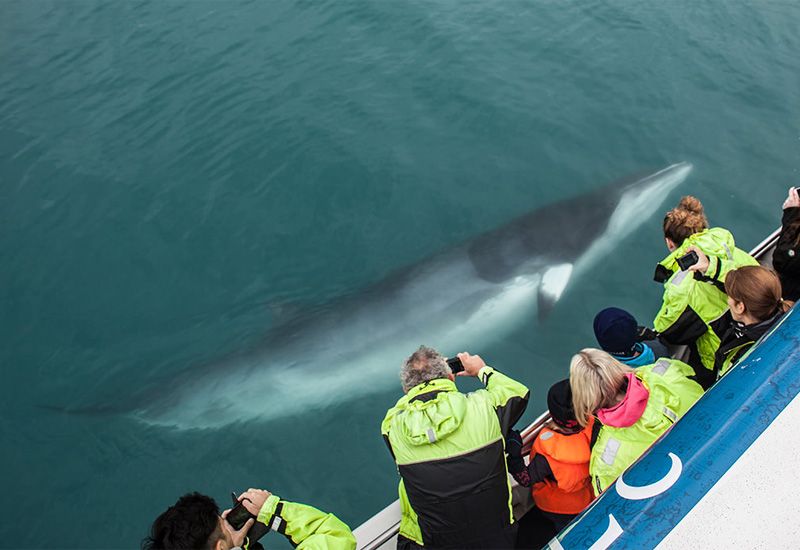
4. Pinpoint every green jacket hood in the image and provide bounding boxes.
[386,378,465,446]
[659,227,736,272]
